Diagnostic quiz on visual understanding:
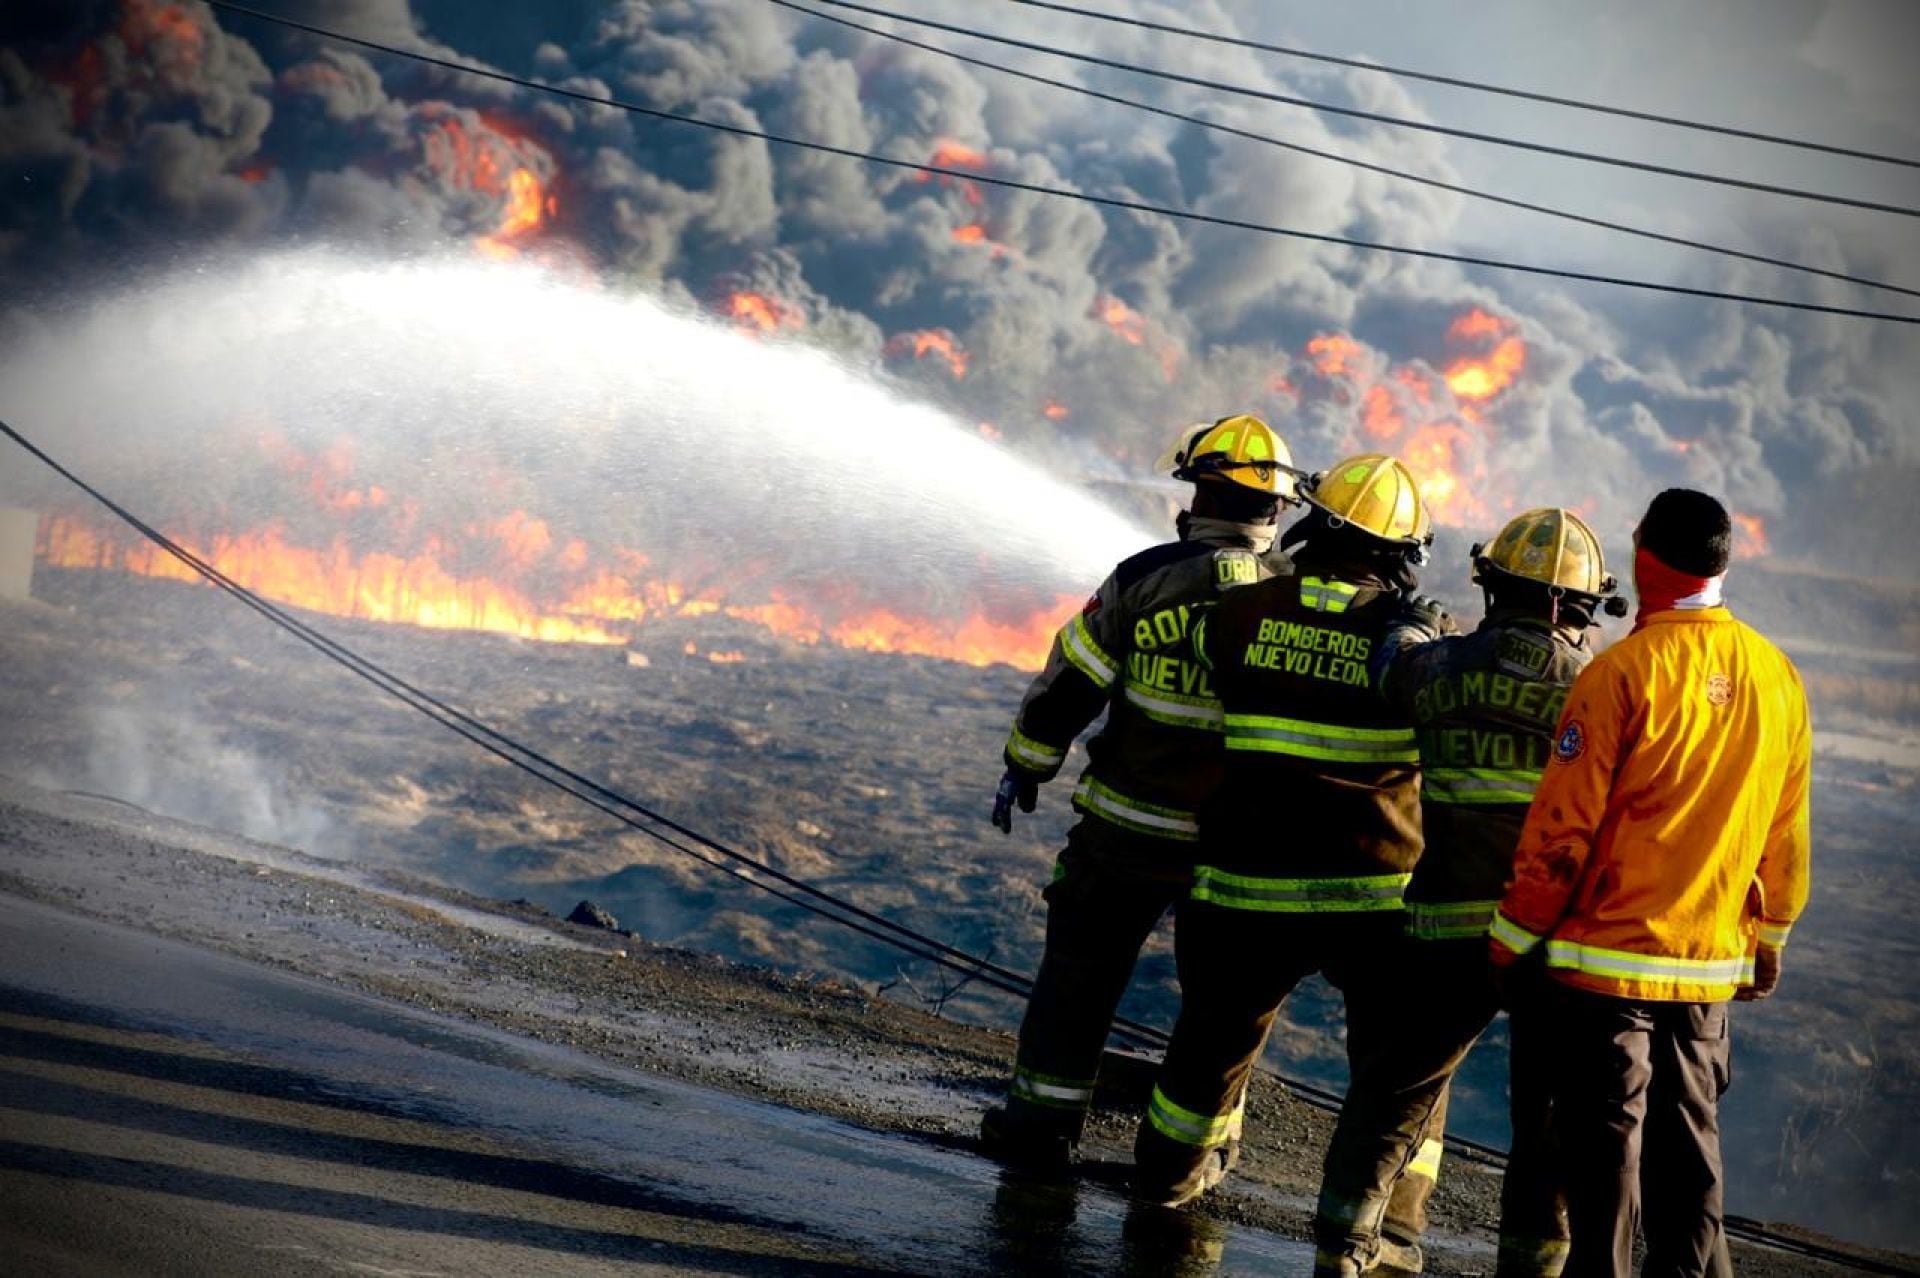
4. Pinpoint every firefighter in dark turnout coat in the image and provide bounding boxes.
[1131,454,1437,1220]
[981,415,1301,1165]
[1315,508,1627,1277]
